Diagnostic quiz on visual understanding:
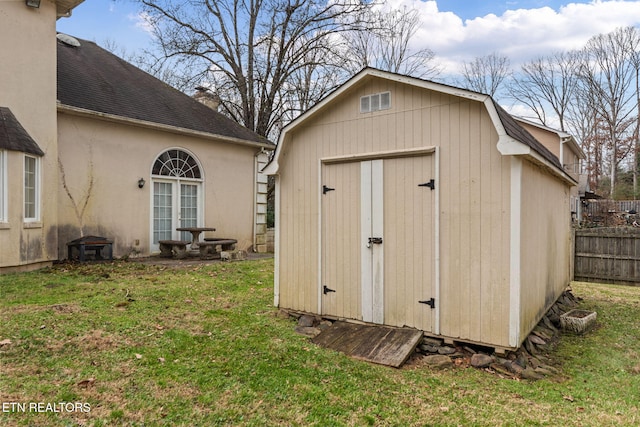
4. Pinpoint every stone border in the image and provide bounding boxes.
[284,289,586,380]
